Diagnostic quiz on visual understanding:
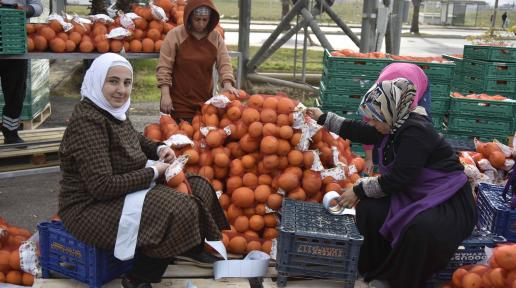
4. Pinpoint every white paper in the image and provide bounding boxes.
[106,27,132,39]
[320,164,347,181]
[200,126,217,137]
[150,2,169,22]
[19,233,40,276]
[88,14,114,24]
[164,134,194,148]
[311,150,324,171]
[165,155,189,182]
[114,160,156,260]
[118,10,135,30]
[205,95,231,108]
[206,238,270,280]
